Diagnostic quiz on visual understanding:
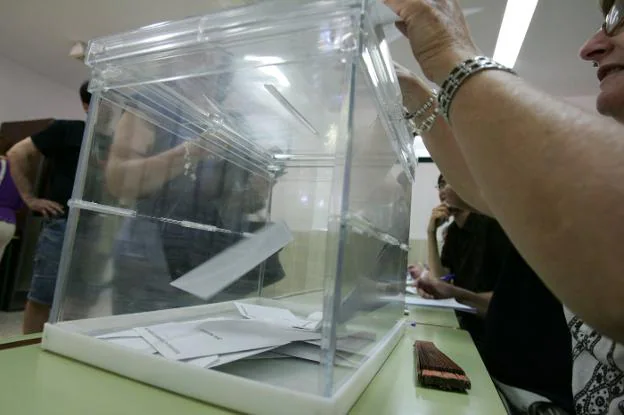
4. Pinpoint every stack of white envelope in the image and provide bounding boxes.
[95,303,372,369]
